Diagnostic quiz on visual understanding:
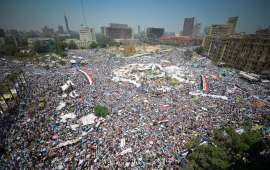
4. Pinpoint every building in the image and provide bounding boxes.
[101,23,132,40]
[160,35,202,46]
[42,26,55,37]
[207,16,238,36]
[227,17,238,34]
[146,27,165,41]
[0,70,28,114]
[183,17,195,36]
[207,24,229,36]
[63,38,79,47]
[64,15,71,33]
[27,37,54,48]
[202,17,270,74]
[79,25,96,48]
[202,16,239,49]
[0,29,5,49]
[0,38,5,46]
[57,25,64,34]
[203,29,270,74]
[256,27,270,36]
[192,23,201,37]
[80,26,96,42]
[138,25,141,34]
